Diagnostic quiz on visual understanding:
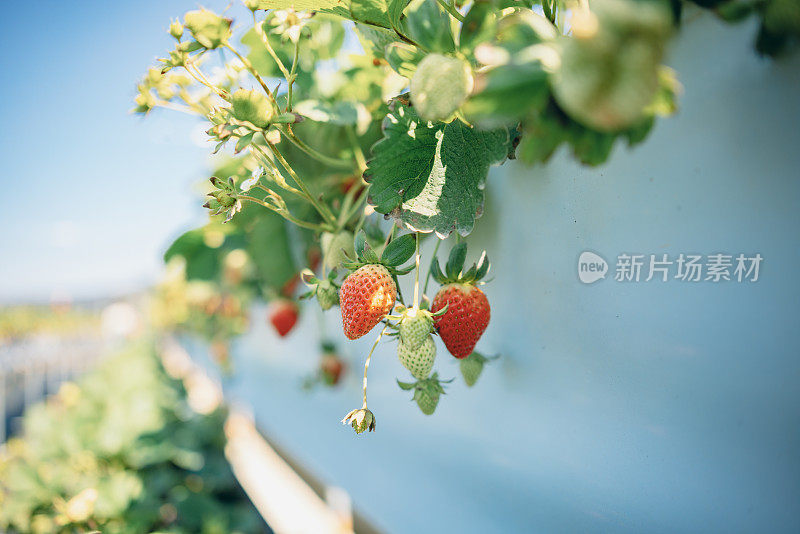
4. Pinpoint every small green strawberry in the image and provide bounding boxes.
[321,230,355,270]
[398,308,434,350]
[459,351,499,387]
[230,88,275,128]
[397,334,436,380]
[299,270,340,311]
[397,372,452,416]
[316,279,339,310]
